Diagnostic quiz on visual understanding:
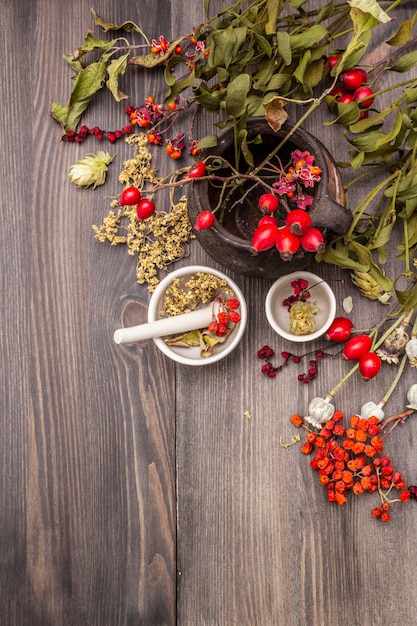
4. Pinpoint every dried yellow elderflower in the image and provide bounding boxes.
[161,272,234,317]
[68,150,115,188]
[92,135,195,290]
[289,300,319,335]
